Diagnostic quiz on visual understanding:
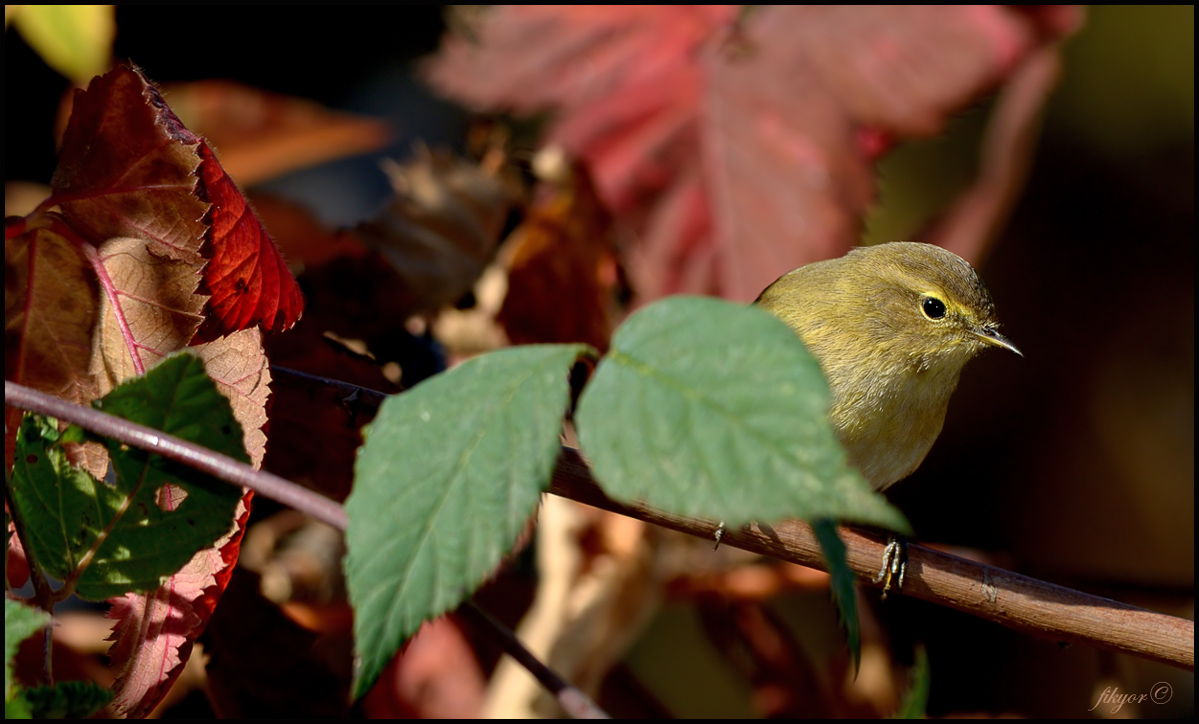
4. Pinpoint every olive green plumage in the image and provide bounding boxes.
[755,242,1020,490]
